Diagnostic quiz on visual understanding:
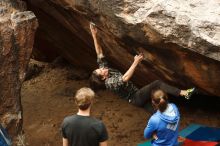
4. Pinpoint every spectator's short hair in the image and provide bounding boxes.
[74,87,95,110]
